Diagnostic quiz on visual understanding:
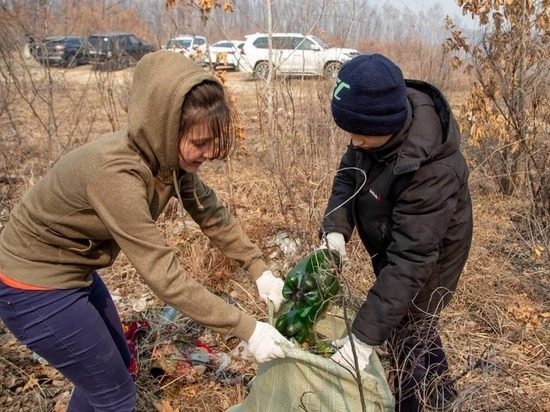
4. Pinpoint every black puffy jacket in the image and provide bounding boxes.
[322,80,473,346]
